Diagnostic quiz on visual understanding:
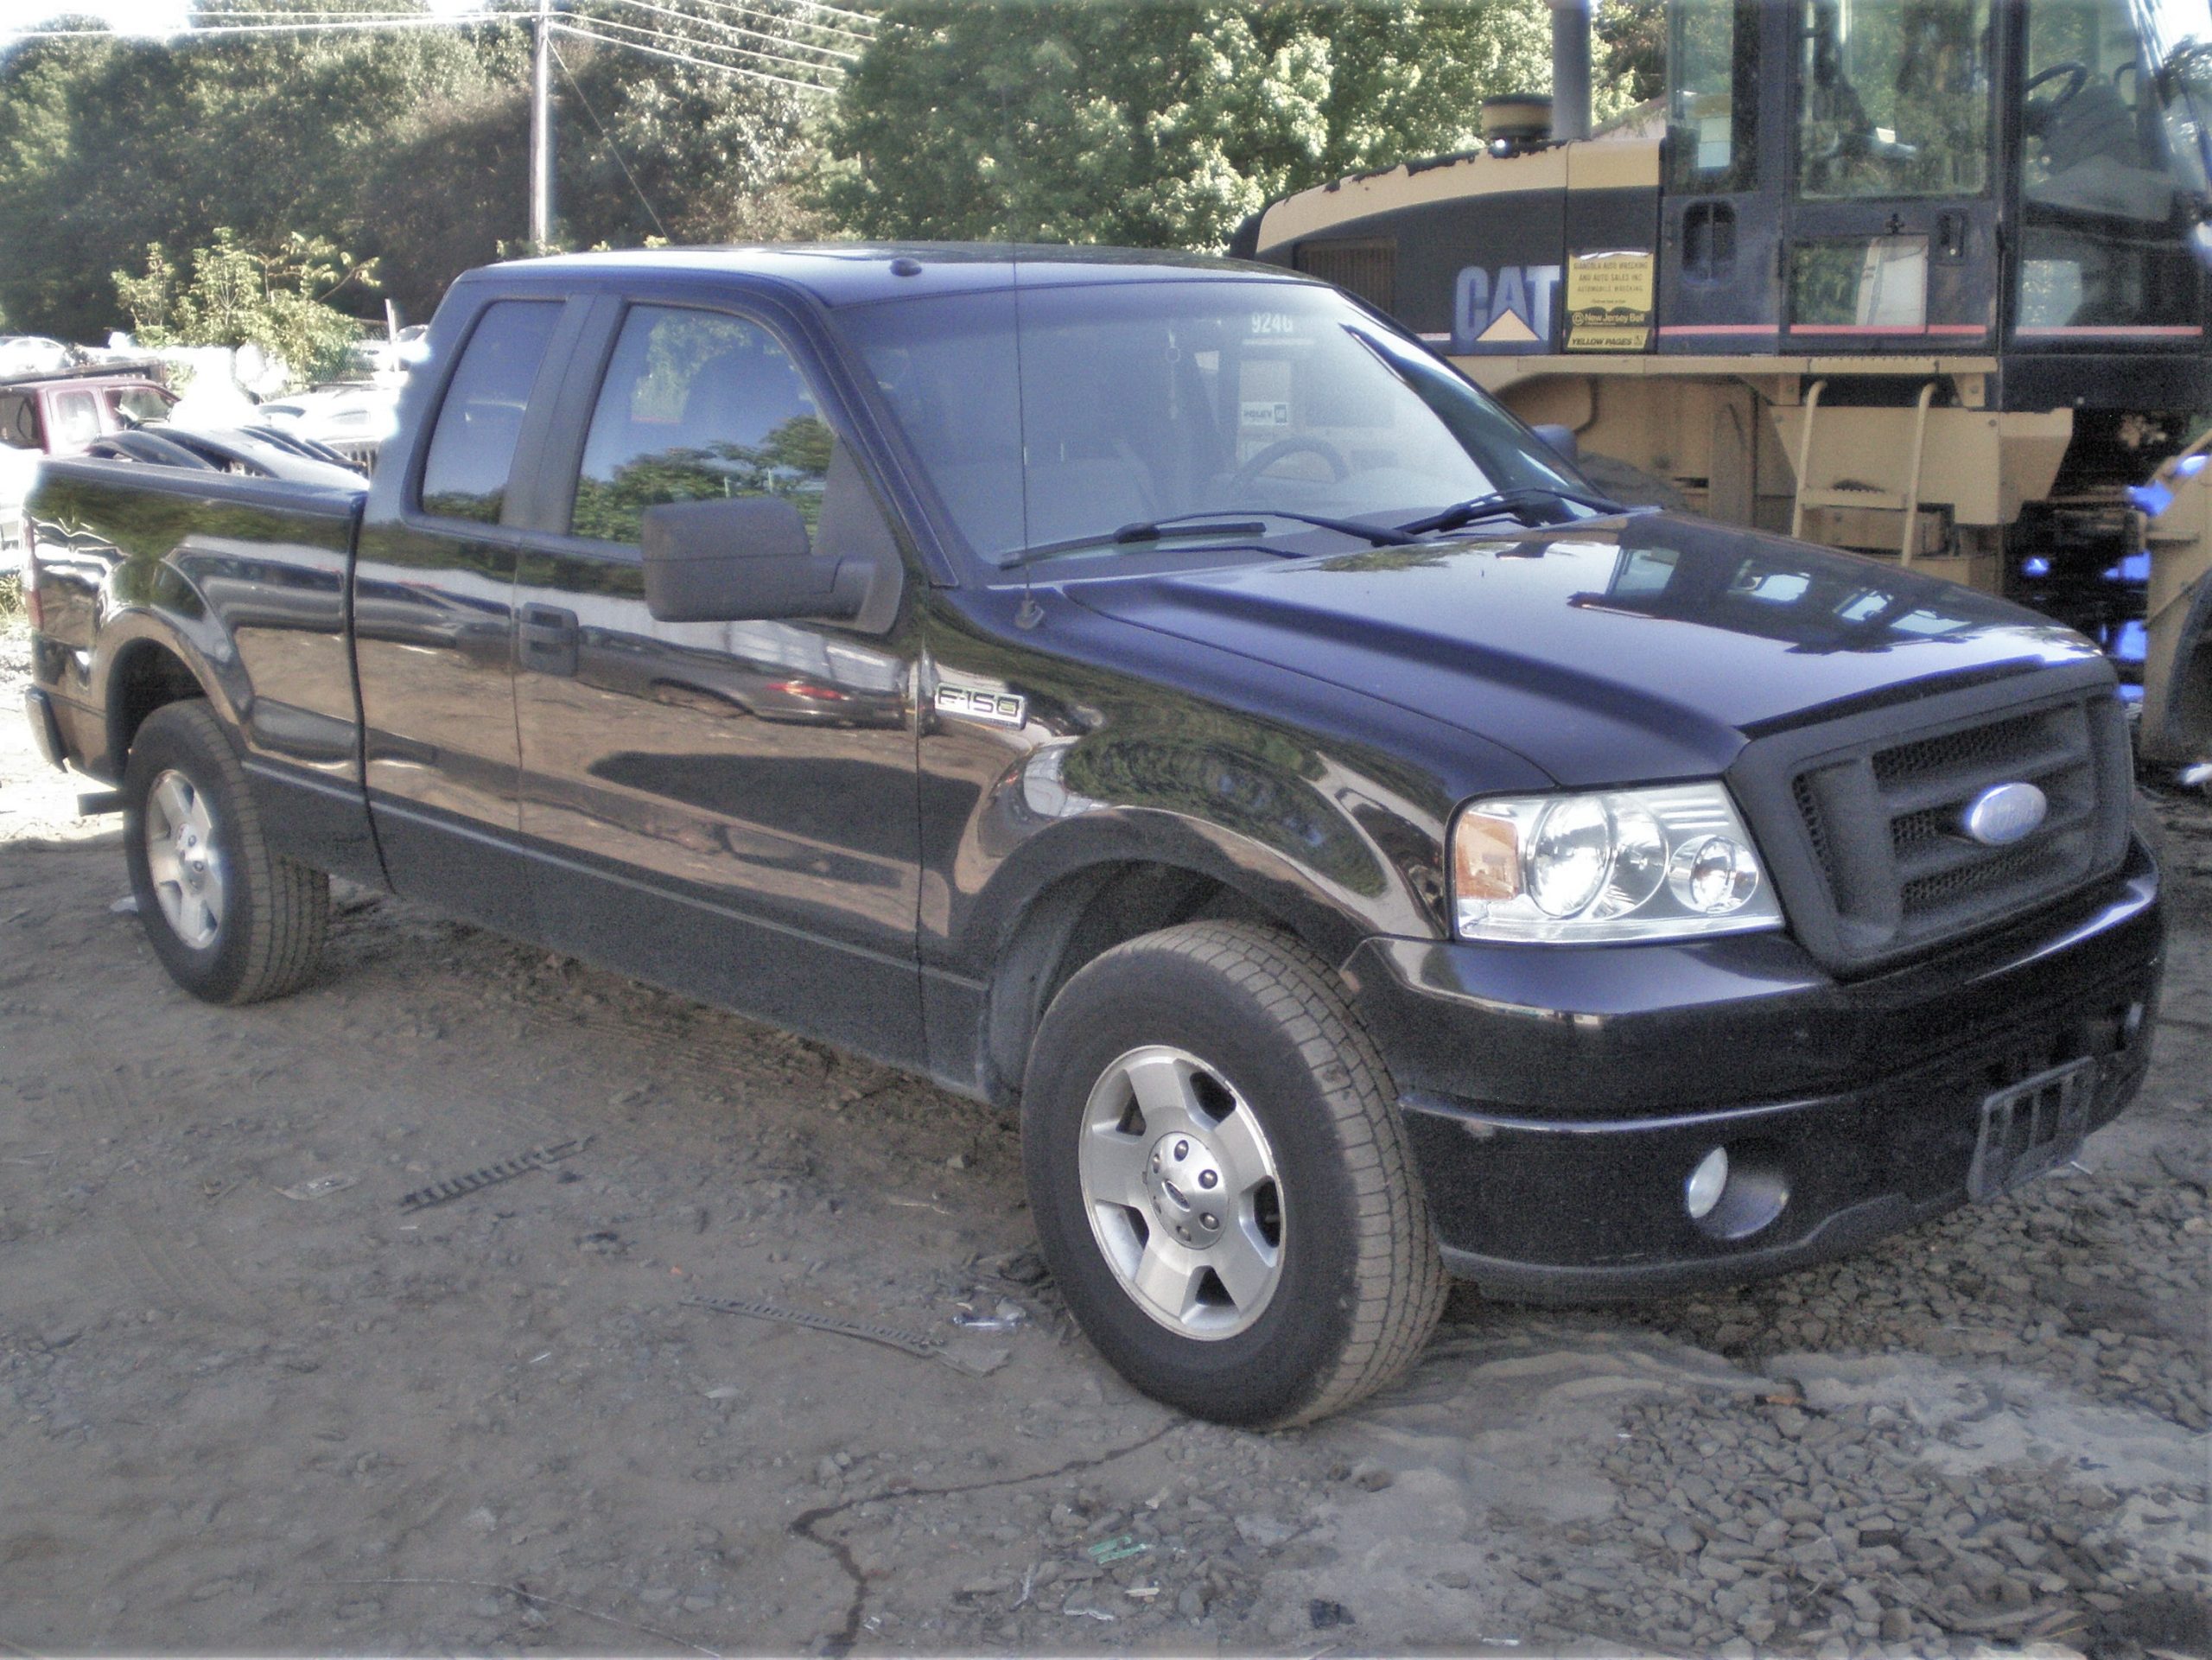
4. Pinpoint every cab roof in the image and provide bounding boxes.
[461,242,1319,308]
